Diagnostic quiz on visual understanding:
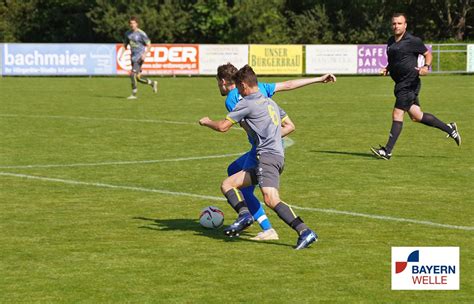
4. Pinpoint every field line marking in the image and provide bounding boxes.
[0,152,245,169]
[0,113,246,132]
[0,114,196,126]
[0,172,225,202]
[0,171,472,232]
[289,206,473,231]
